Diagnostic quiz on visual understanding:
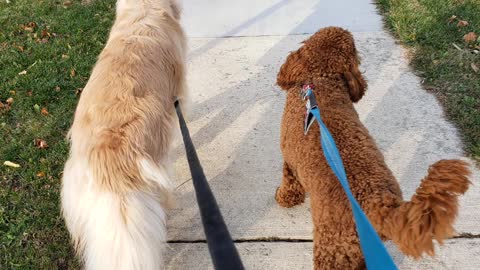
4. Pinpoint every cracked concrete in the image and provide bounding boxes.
[165,0,480,269]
